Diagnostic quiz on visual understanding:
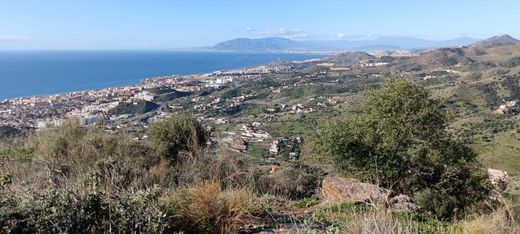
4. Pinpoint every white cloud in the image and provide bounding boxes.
[242,27,256,33]
[260,28,307,39]
[337,33,345,38]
